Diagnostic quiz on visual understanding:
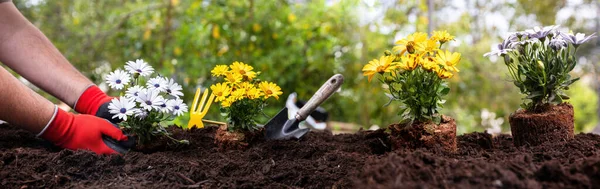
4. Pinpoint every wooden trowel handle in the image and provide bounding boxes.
[296,74,344,121]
